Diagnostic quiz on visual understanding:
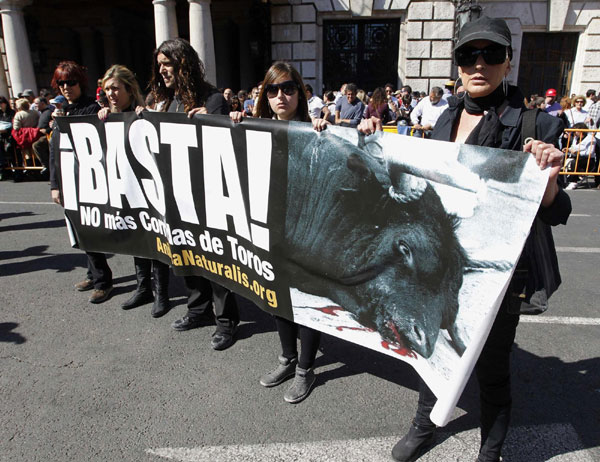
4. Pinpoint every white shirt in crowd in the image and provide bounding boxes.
[565,108,588,127]
[410,97,448,128]
[307,95,325,120]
